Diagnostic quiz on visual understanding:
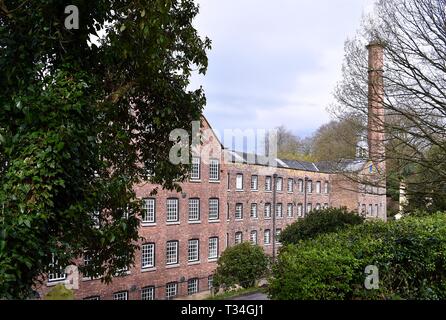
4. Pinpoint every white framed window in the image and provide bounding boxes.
[307,203,312,213]
[142,198,155,223]
[275,228,282,243]
[208,237,219,260]
[375,204,379,216]
[166,241,179,265]
[235,203,243,220]
[141,286,155,300]
[48,255,66,282]
[209,198,219,221]
[191,157,200,180]
[188,239,199,262]
[141,243,155,269]
[276,177,283,191]
[276,203,283,218]
[316,203,321,211]
[251,175,258,190]
[324,181,329,194]
[264,230,271,245]
[250,203,258,218]
[113,291,128,300]
[287,203,293,217]
[209,159,220,181]
[316,181,321,194]
[264,203,271,218]
[287,178,293,192]
[298,179,304,192]
[250,230,258,245]
[368,204,373,216]
[84,296,100,300]
[307,180,313,193]
[236,174,243,190]
[265,176,272,191]
[166,282,178,300]
[208,275,214,290]
[166,198,179,222]
[188,278,199,295]
[188,198,200,222]
[324,203,329,209]
[297,203,303,217]
[235,232,243,244]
